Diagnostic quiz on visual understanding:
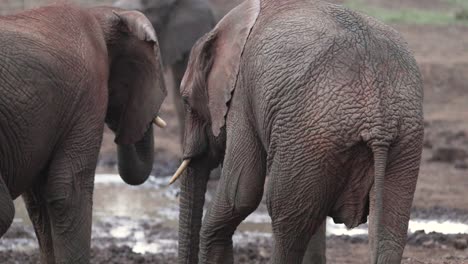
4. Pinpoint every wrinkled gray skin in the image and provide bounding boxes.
[0,5,166,263]
[114,0,216,141]
[178,0,424,263]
